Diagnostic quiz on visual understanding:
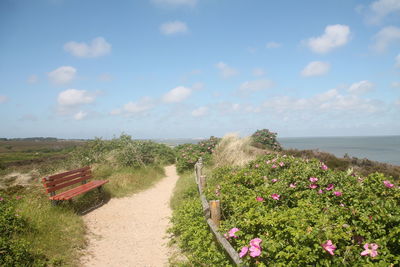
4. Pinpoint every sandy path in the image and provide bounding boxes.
[80,165,179,267]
